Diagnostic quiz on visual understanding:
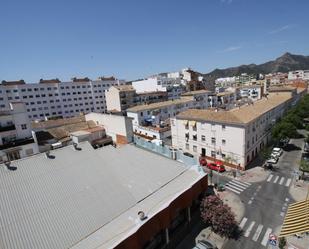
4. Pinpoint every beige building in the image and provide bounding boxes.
[171,92,294,169]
